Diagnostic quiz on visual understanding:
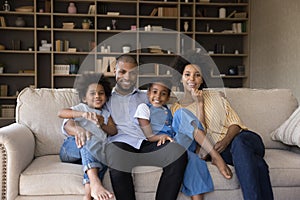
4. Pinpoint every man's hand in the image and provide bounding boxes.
[75,129,92,148]
[157,134,174,146]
